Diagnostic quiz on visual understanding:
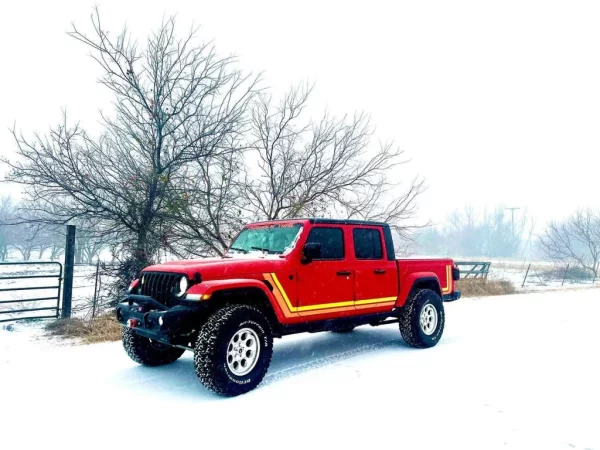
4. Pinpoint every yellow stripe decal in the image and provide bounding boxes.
[355,296,398,306]
[442,265,452,293]
[269,273,398,313]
